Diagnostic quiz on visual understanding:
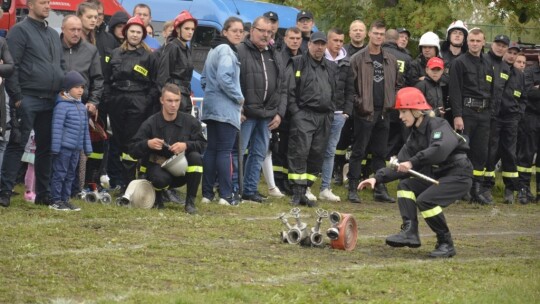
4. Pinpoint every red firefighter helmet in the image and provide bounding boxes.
[122,16,147,40]
[395,87,432,110]
[172,10,198,37]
